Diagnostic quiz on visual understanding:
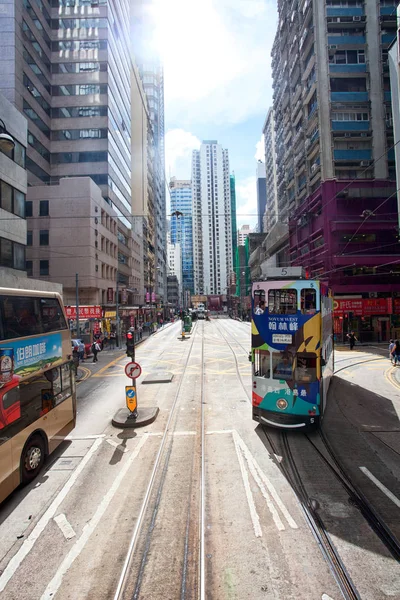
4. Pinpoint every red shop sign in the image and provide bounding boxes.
[393,298,400,314]
[65,305,102,319]
[333,299,363,316]
[362,298,389,315]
